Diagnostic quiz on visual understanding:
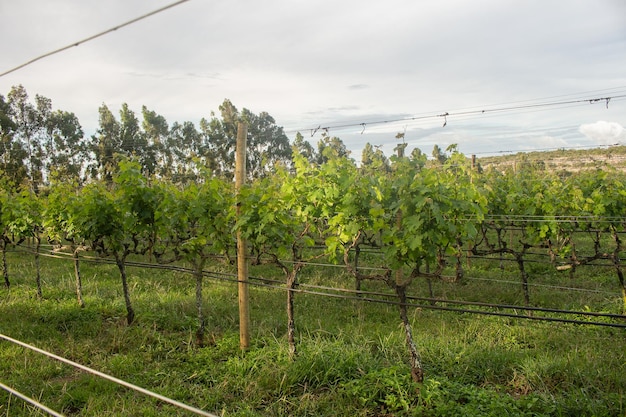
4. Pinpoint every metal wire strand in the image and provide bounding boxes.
[0,381,66,417]
[0,333,219,417]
